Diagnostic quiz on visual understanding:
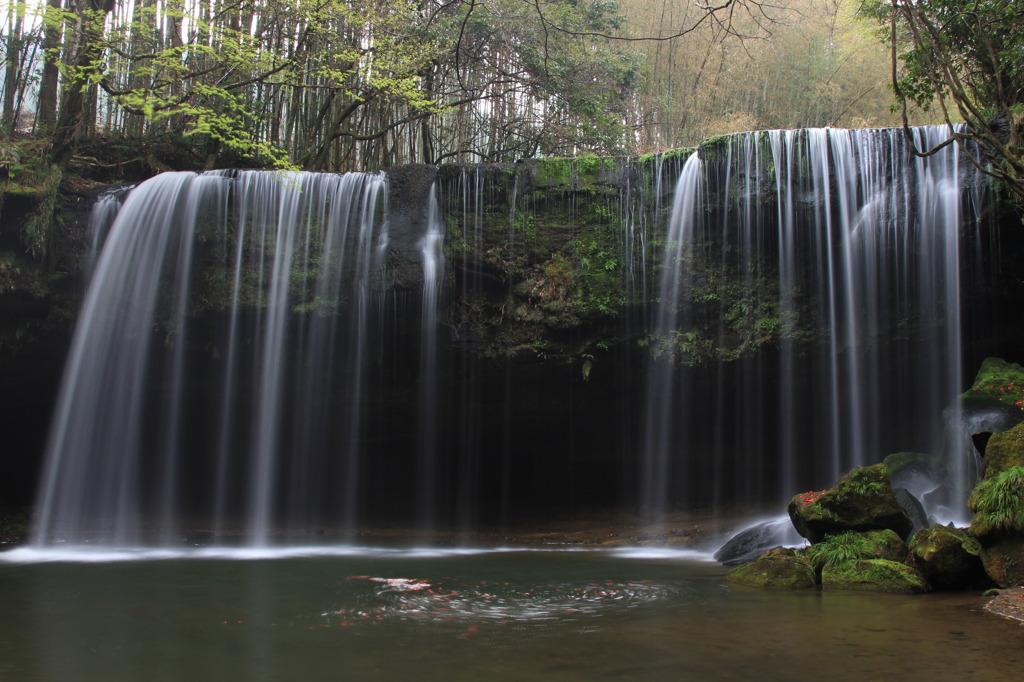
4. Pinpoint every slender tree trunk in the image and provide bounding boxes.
[49,0,116,168]
[35,0,65,135]
[2,2,25,132]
